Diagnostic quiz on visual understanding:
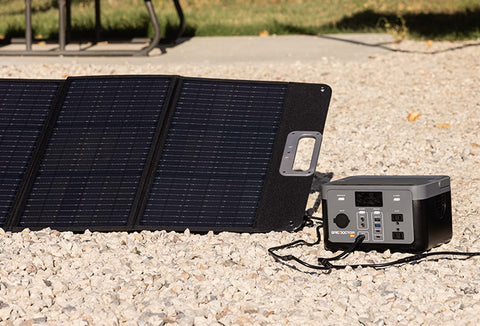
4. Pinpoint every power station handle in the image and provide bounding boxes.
[279,131,322,177]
